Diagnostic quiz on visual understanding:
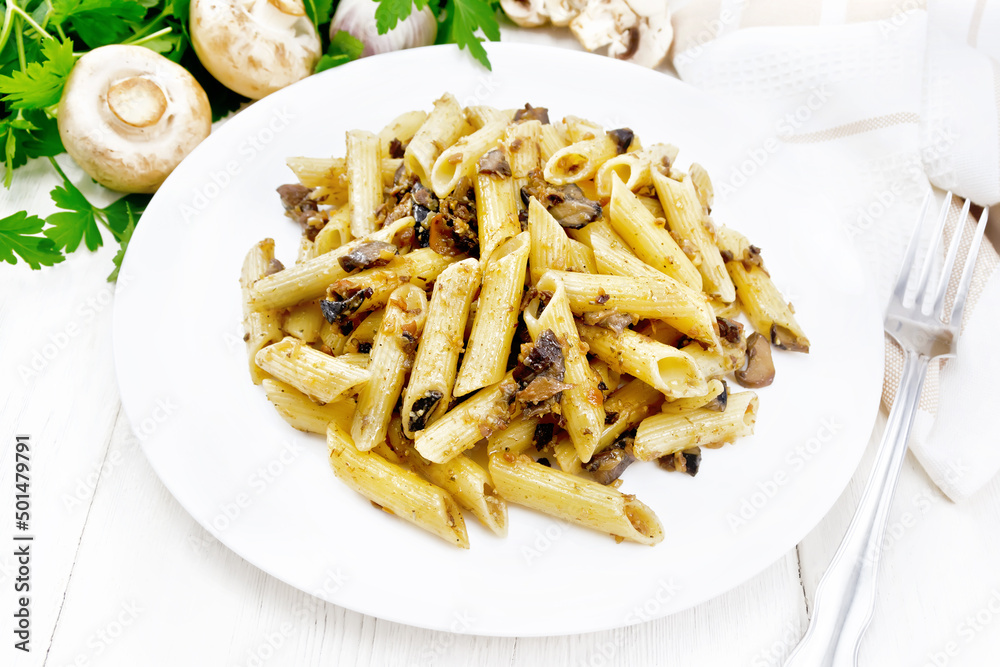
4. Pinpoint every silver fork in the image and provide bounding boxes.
[783,192,990,667]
